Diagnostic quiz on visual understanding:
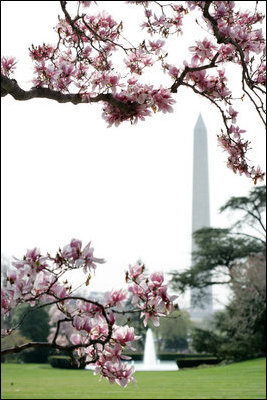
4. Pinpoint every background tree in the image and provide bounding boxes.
[1,1,266,182]
[171,185,266,361]
[153,310,192,353]
[11,304,51,363]
[1,331,30,363]
[170,185,266,300]
[191,254,266,360]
